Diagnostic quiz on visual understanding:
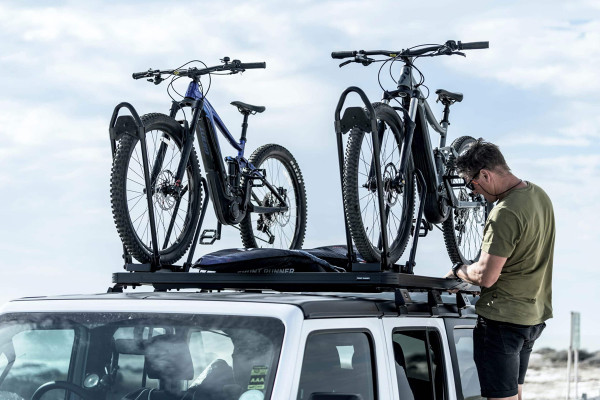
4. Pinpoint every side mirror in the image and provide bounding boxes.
[308,393,363,400]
